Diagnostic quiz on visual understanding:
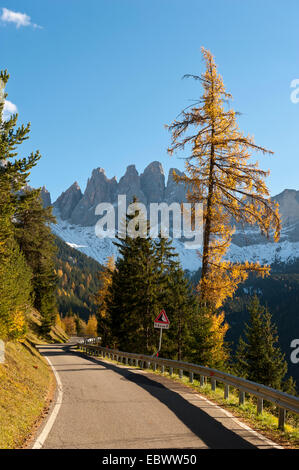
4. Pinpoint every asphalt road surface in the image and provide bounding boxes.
[34,341,280,449]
